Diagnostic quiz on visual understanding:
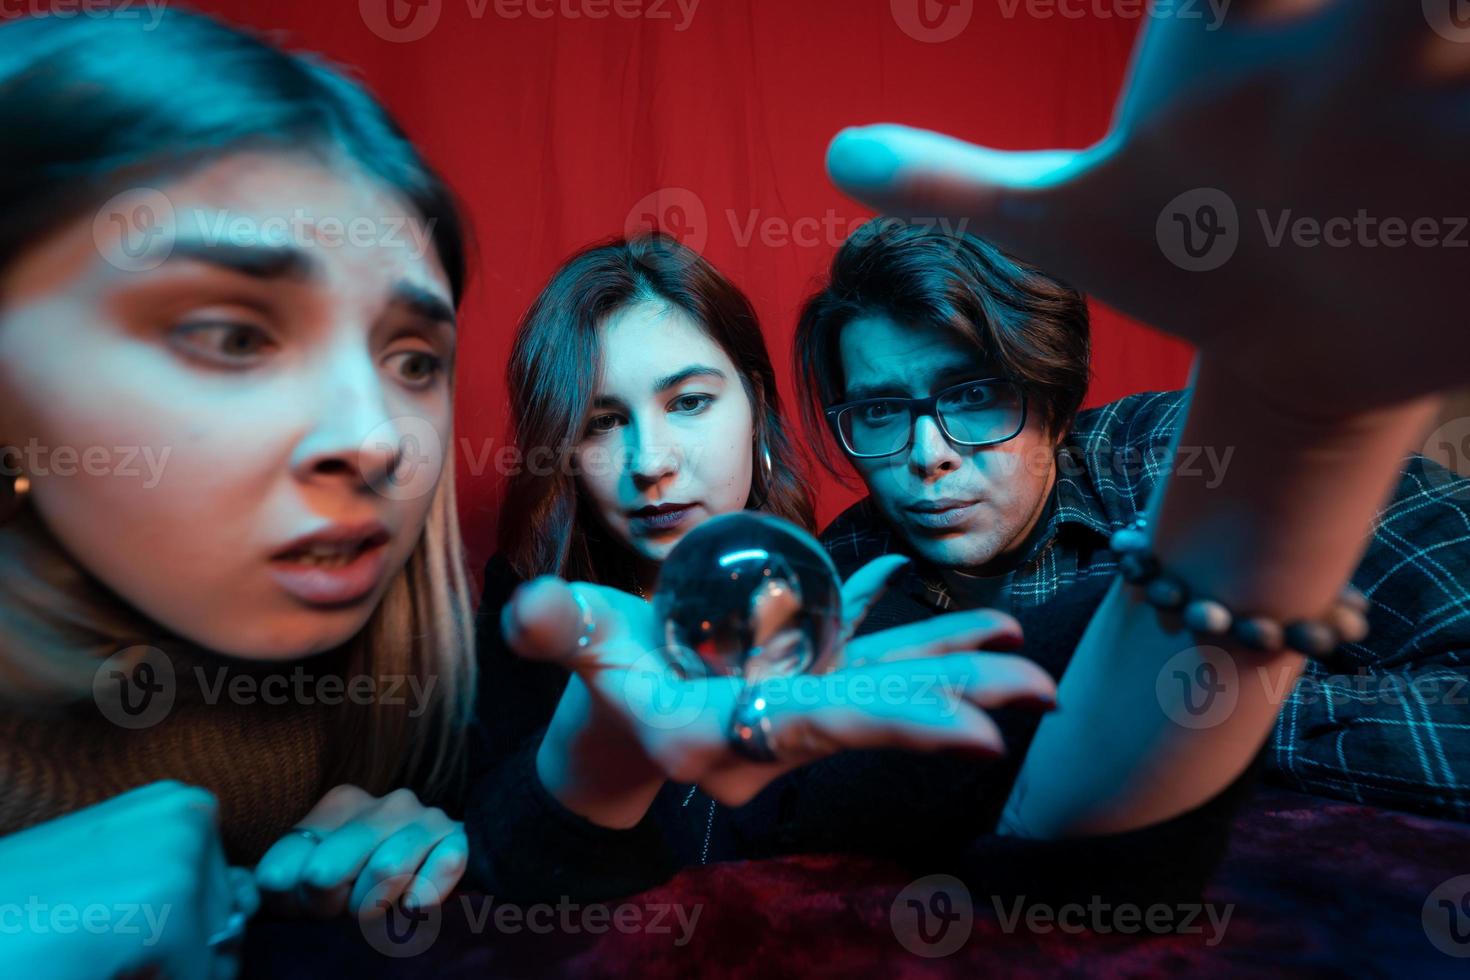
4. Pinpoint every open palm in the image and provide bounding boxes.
[827,1,1470,414]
